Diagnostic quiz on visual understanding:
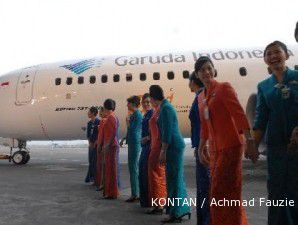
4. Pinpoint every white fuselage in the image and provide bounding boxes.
[0,47,297,141]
